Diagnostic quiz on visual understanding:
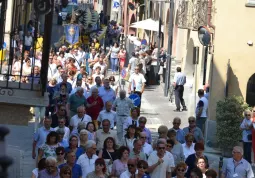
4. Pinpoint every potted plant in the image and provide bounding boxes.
[216,96,249,157]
